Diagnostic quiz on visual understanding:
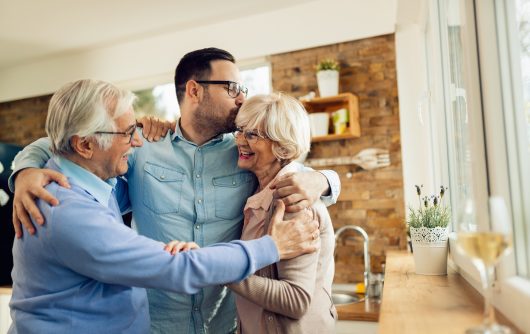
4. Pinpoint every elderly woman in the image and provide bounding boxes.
[227,93,336,333]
